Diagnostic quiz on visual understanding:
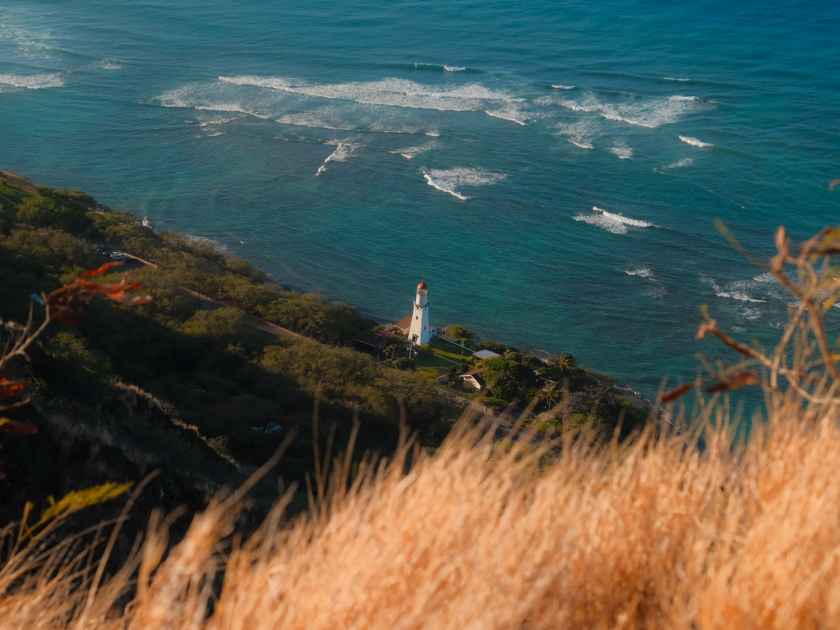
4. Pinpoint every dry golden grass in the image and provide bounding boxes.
[1,389,839,630]
[2,224,840,629]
